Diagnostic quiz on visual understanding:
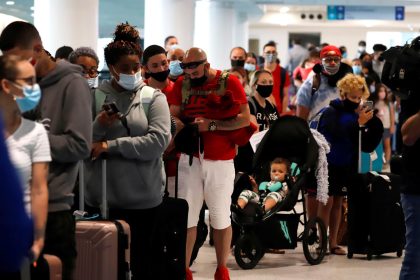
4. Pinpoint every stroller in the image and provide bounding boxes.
[231,116,328,269]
